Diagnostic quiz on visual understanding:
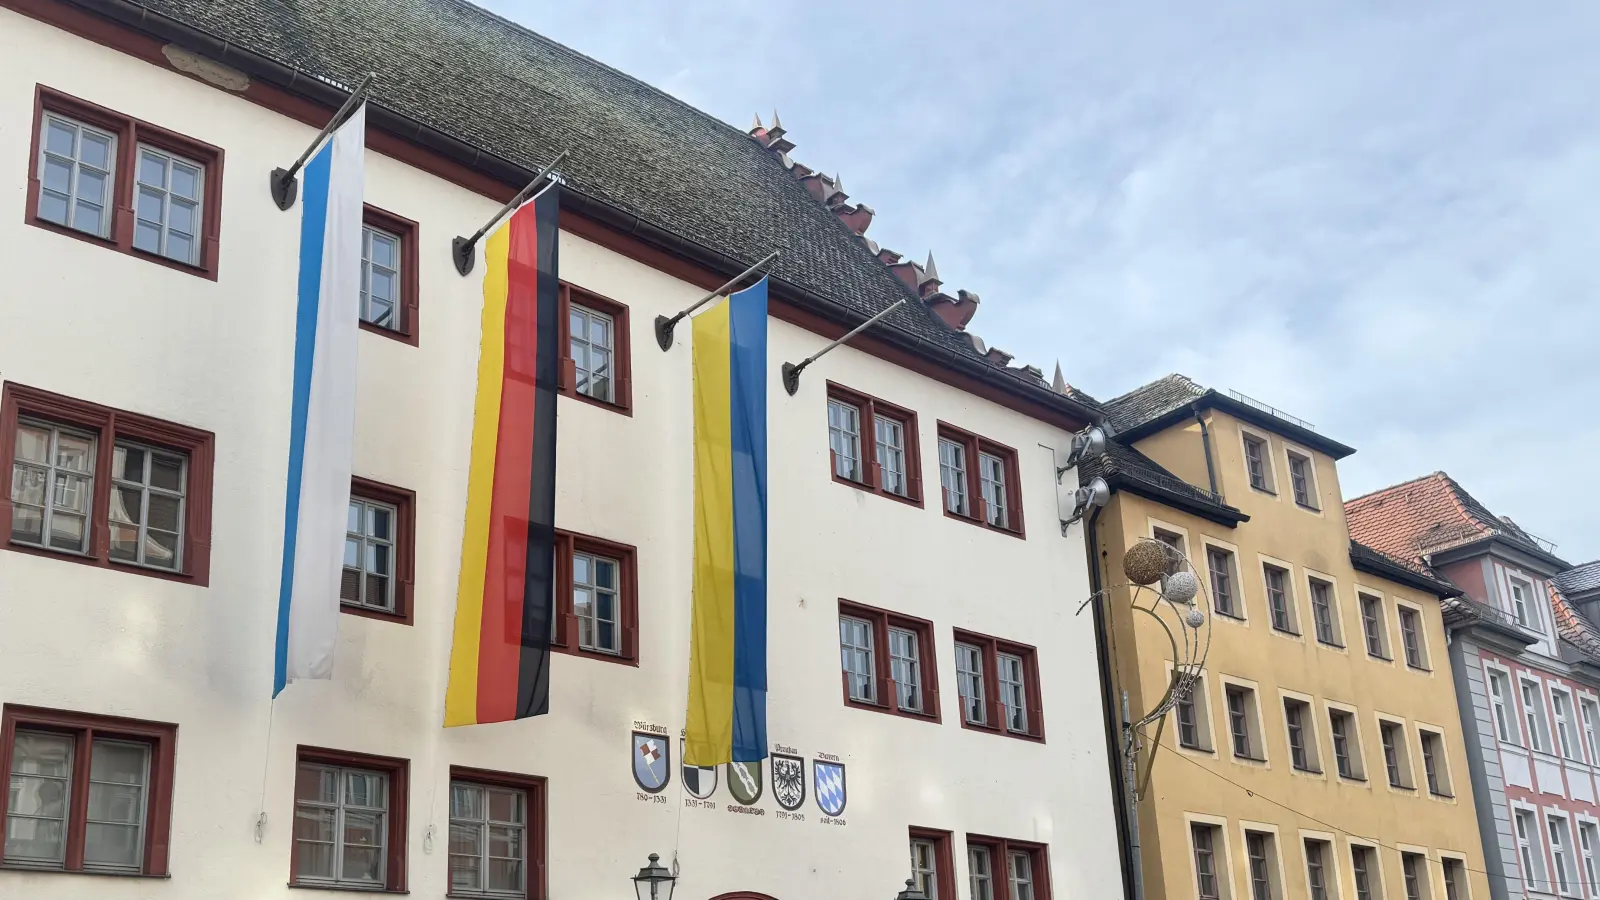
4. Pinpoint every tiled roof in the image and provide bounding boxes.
[1102,374,1206,434]
[127,0,1097,414]
[1550,582,1600,663]
[1079,440,1246,524]
[1555,561,1600,598]
[1344,471,1562,565]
